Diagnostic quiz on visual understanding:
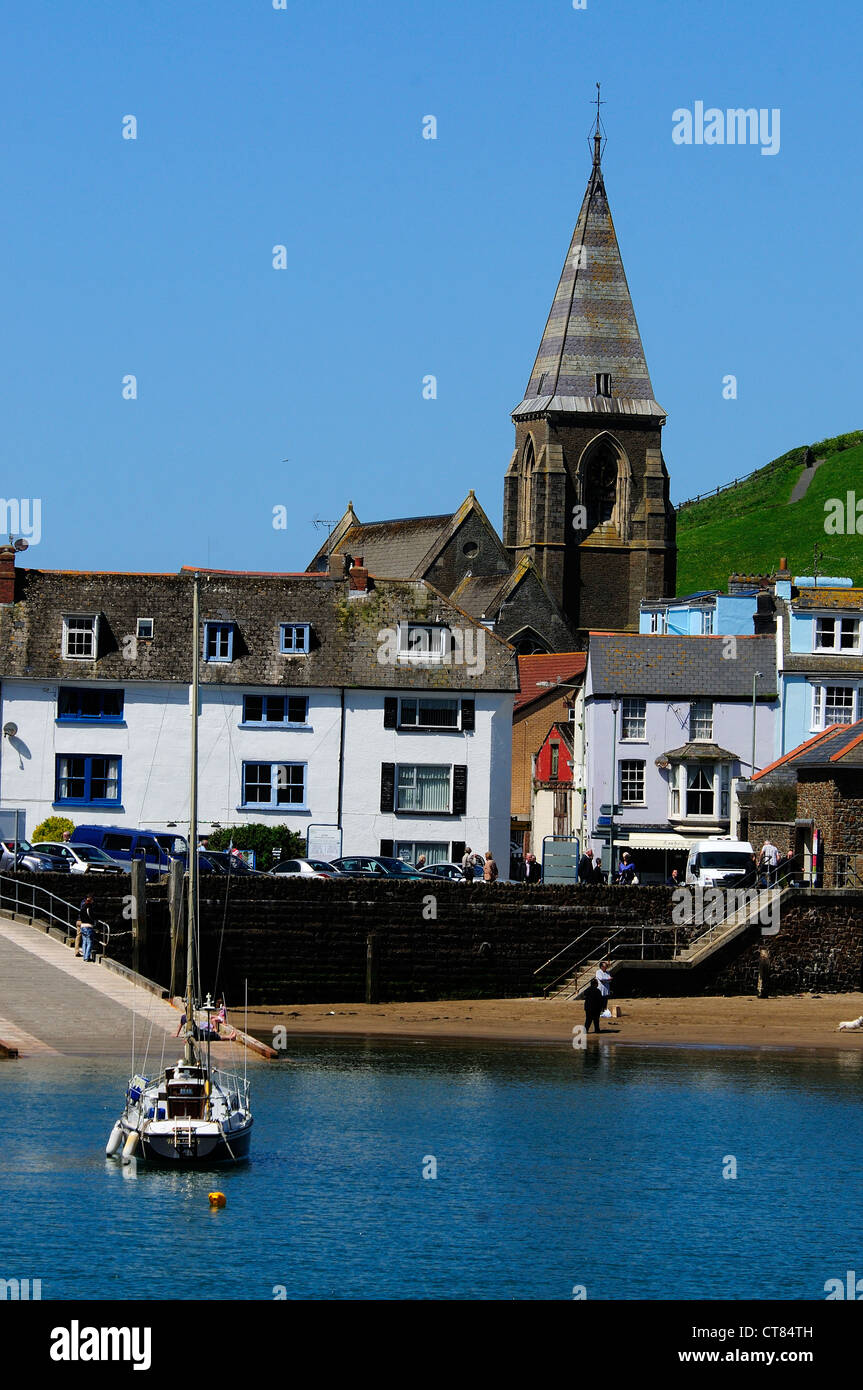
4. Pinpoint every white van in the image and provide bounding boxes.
[685,837,754,888]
